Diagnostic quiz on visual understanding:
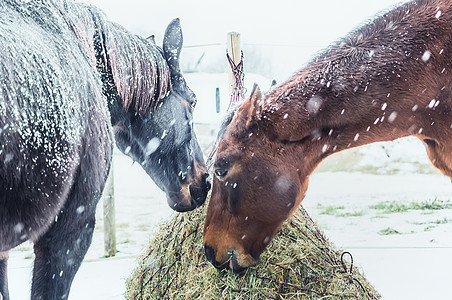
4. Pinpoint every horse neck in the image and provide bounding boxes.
[262,65,450,173]
[260,0,452,163]
[58,2,118,122]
